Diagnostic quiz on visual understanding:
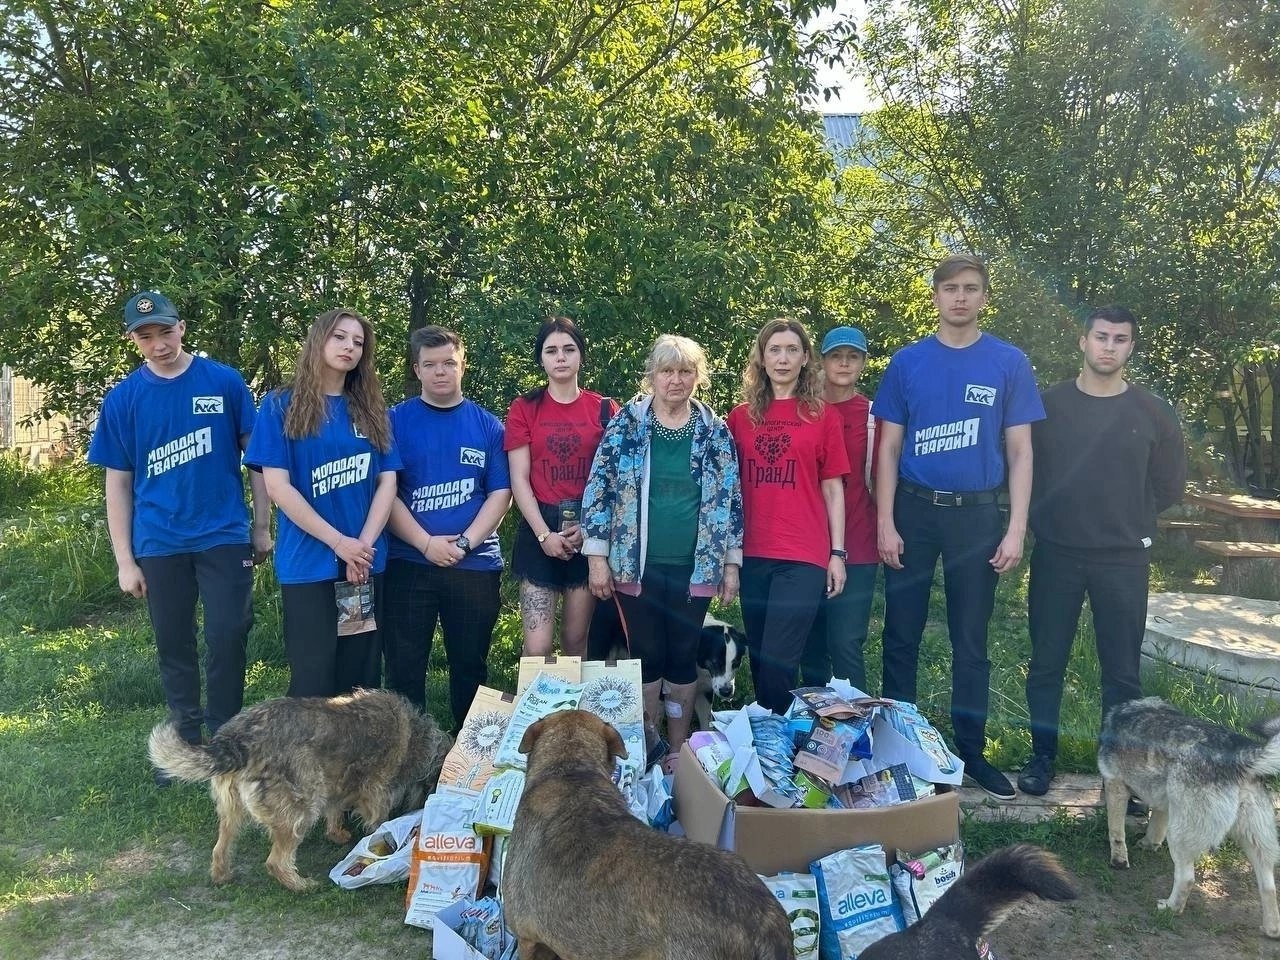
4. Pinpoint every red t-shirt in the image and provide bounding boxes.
[727,398,852,569]
[829,394,878,565]
[504,390,617,504]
